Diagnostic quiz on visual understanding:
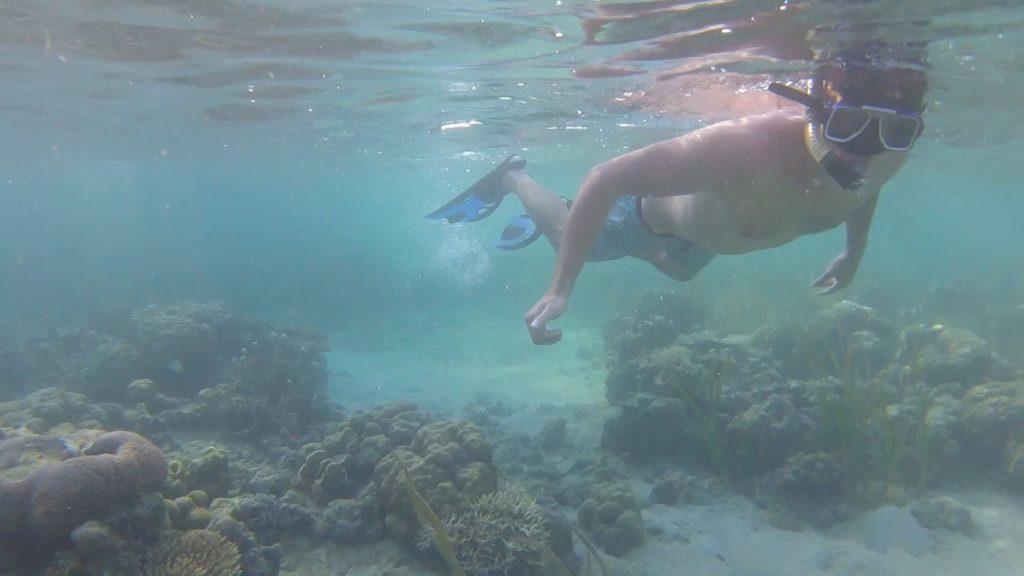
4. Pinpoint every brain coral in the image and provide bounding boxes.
[142,529,241,576]
[0,431,167,550]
